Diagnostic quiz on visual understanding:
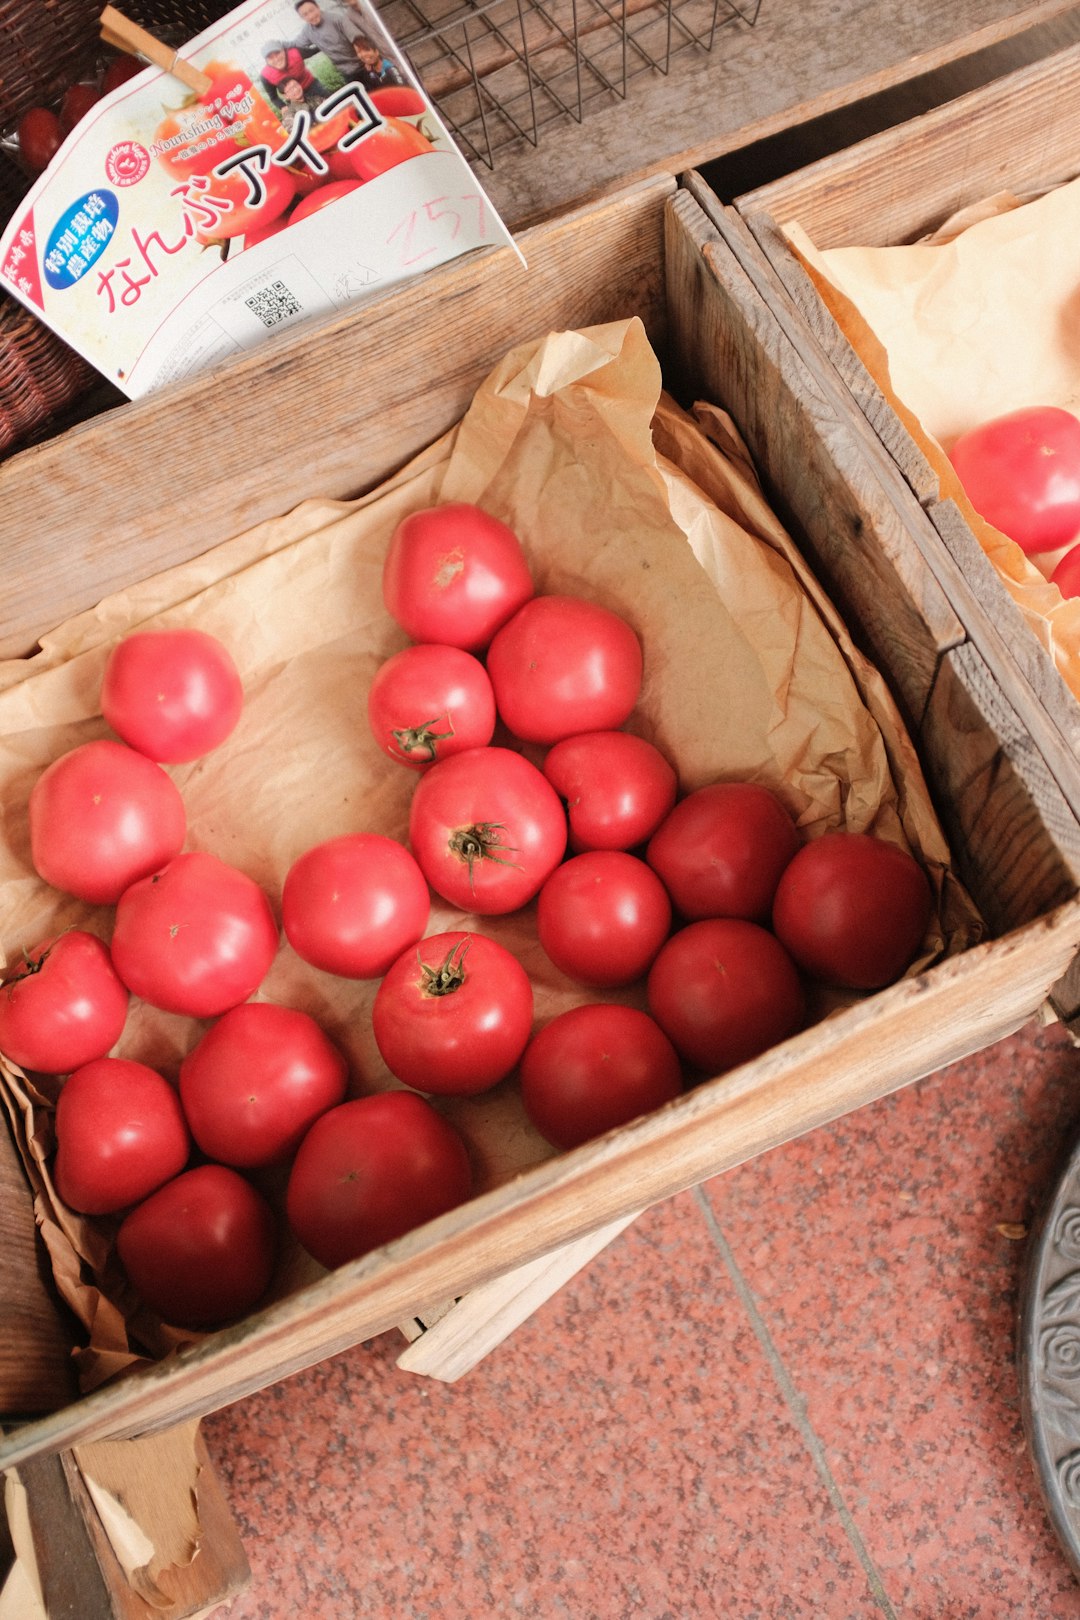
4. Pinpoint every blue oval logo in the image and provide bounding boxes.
[43,190,119,291]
